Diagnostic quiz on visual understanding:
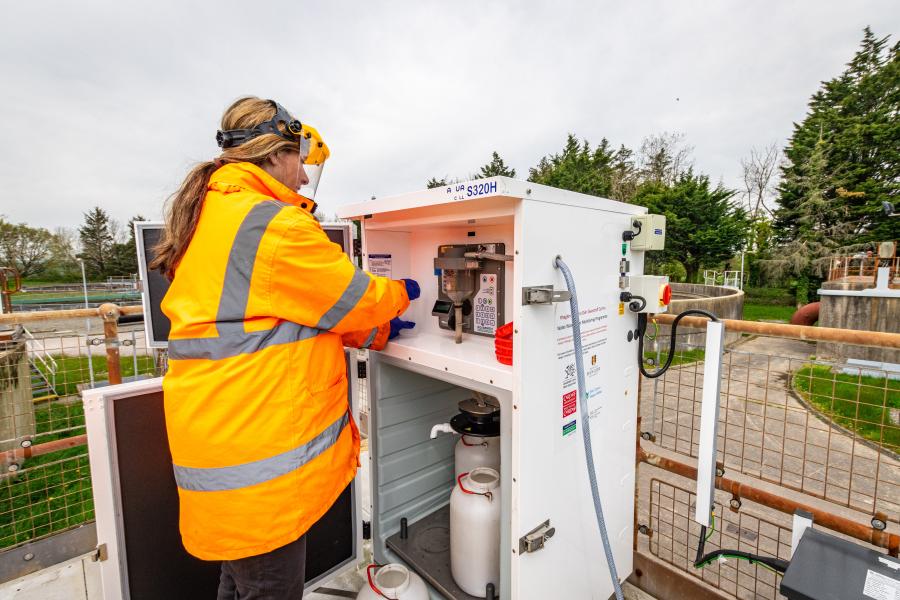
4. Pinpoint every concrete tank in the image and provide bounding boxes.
[816,278,900,365]
[656,283,745,349]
